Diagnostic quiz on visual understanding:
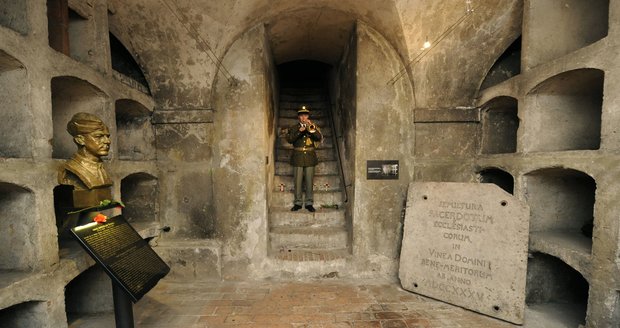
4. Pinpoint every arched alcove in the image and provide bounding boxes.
[65,266,113,324]
[525,0,609,68]
[480,36,521,90]
[525,168,596,253]
[0,301,48,327]
[0,0,28,35]
[121,173,159,224]
[480,96,519,154]
[0,182,36,272]
[526,253,589,327]
[51,76,108,159]
[524,69,603,152]
[478,168,514,194]
[0,50,32,158]
[109,33,150,92]
[115,99,154,161]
